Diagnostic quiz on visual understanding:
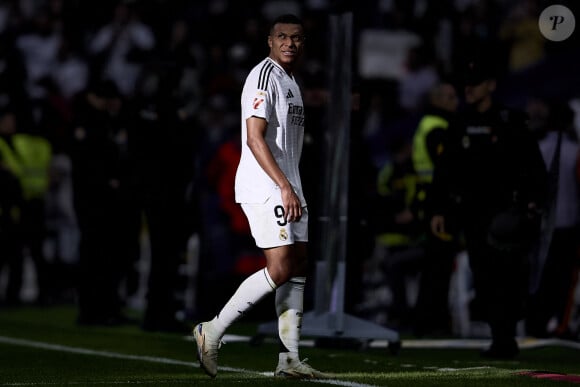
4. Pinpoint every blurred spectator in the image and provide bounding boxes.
[157,18,203,122]
[15,6,62,101]
[71,80,138,325]
[398,44,439,114]
[87,1,155,97]
[0,106,53,304]
[498,0,545,73]
[205,126,253,258]
[51,36,90,103]
[44,152,80,303]
[0,110,24,305]
[358,136,421,327]
[195,94,242,315]
[526,101,580,338]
